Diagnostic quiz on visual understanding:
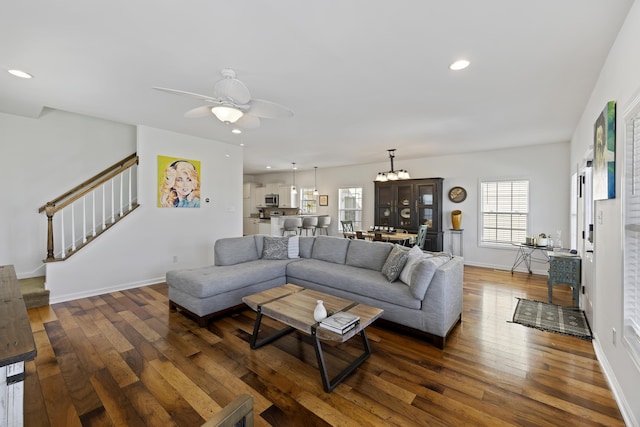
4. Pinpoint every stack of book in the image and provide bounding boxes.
[319,312,360,334]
